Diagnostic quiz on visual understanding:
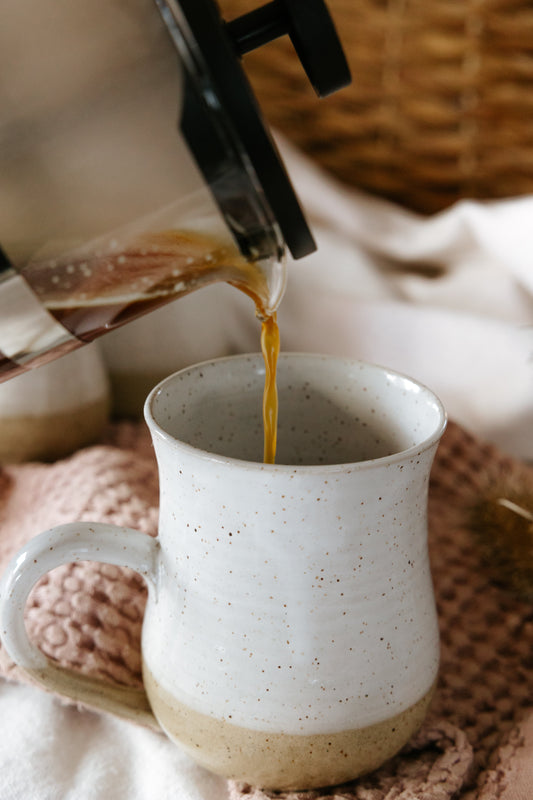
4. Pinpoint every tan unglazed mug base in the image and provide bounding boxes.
[145,664,436,791]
